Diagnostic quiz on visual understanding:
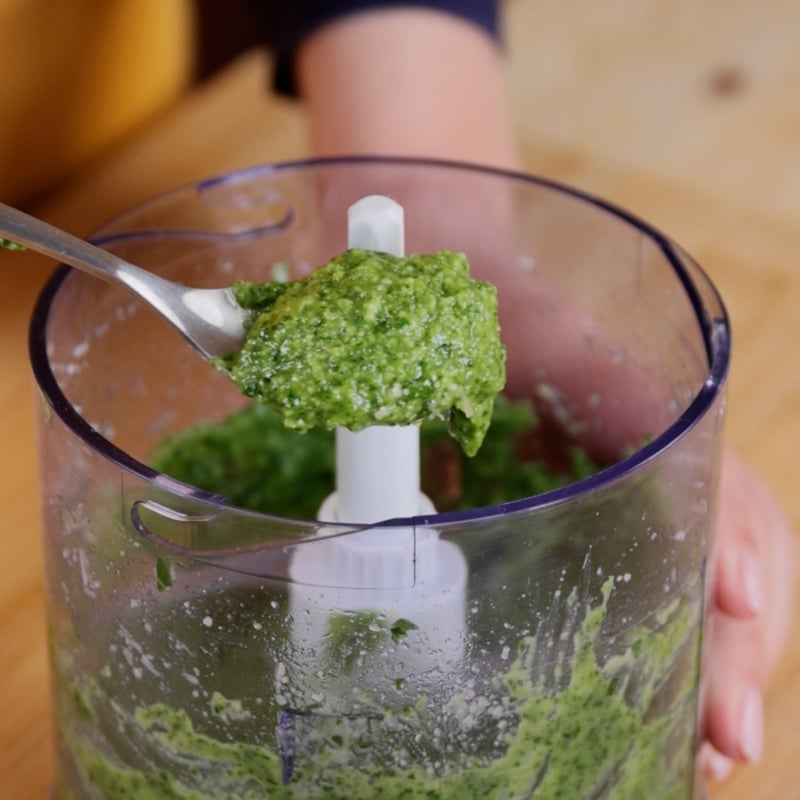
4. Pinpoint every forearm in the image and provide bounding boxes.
[295,7,519,169]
